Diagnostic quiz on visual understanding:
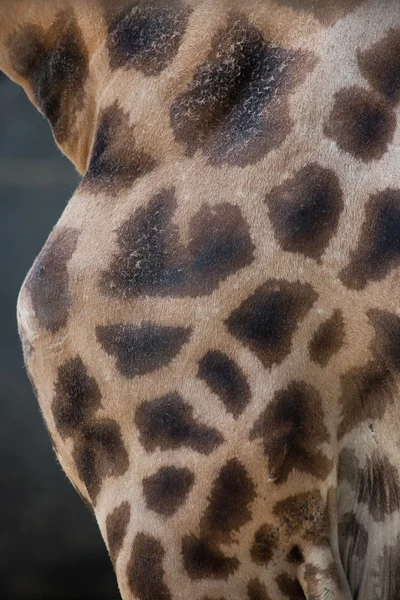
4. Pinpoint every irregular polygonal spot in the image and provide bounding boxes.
[338,513,368,560]
[340,189,400,289]
[52,356,129,505]
[358,29,400,104]
[171,14,315,167]
[287,545,304,565]
[274,0,364,25]
[274,491,329,545]
[250,381,332,482]
[369,310,400,372]
[82,102,157,194]
[127,533,171,600]
[338,363,395,438]
[324,87,396,162]
[8,9,89,143]
[25,228,79,334]
[309,310,345,366]
[96,322,191,378]
[52,356,102,438]
[135,392,224,454]
[247,578,272,600]
[72,418,129,503]
[142,466,195,516]
[106,501,131,565]
[182,459,254,580]
[107,0,191,75]
[226,280,318,368]
[276,574,306,599]
[198,351,250,418]
[251,524,279,566]
[101,188,254,298]
[181,535,239,580]
[266,164,344,260]
[201,459,256,545]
